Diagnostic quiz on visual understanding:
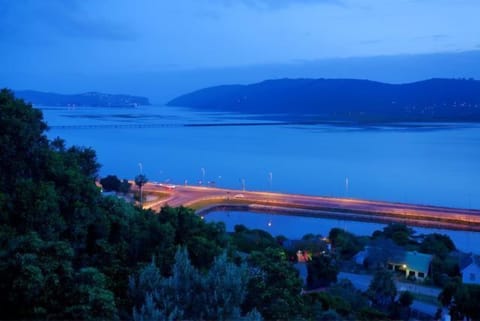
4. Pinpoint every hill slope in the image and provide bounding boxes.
[15,90,150,107]
[168,78,480,121]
